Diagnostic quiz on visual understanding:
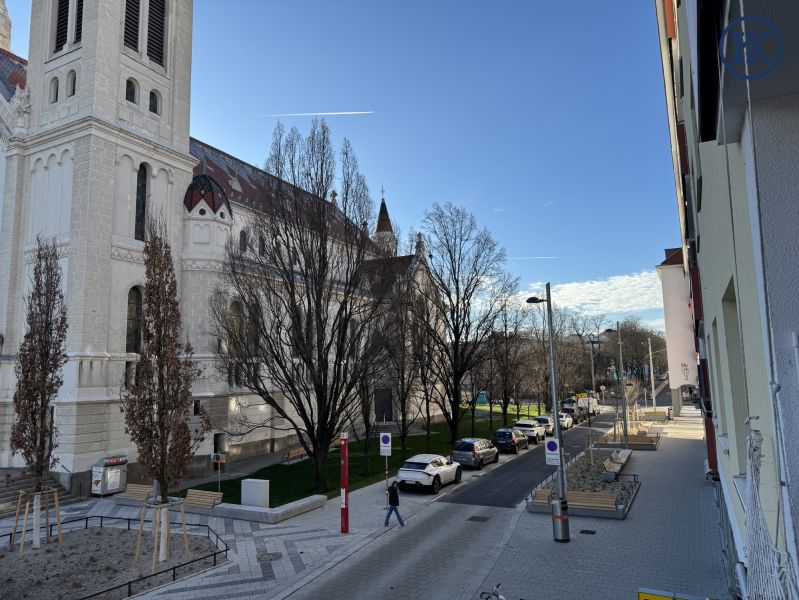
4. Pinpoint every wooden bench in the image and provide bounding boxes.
[282,447,307,464]
[116,483,153,501]
[611,449,632,465]
[603,458,623,475]
[532,488,552,506]
[564,491,618,511]
[185,489,223,509]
